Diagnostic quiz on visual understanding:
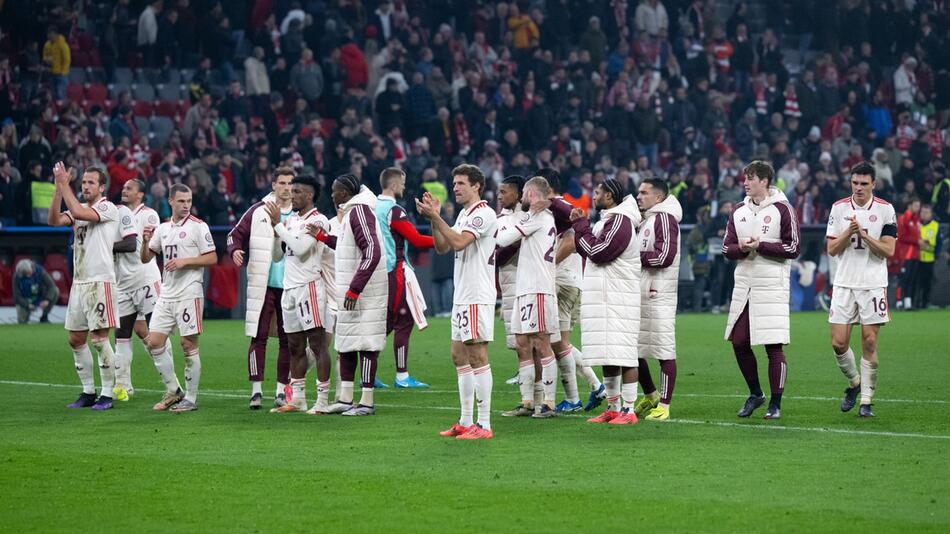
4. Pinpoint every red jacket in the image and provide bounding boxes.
[340,43,368,89]
[896,209,921,261]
